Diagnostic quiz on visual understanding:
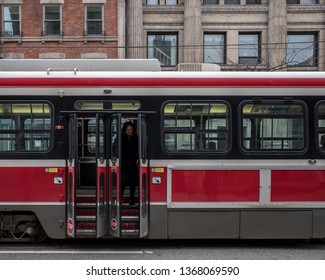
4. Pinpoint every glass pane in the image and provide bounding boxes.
[87,119,96,154]
[45,21,61,35]
[0,103,51,152]
[164,102,229,152]
[111,118,118,163]
[75,101,140,111]
[304,0,317,4]
[166,0,177,4]
[148,34,177,66]
[317,103,325,149]
[287,34,316,66]
[246,0,260,3]
[87,22,102,34]
[204,34,225,64]
[165,133,195,151]
[0,133,15,151]
[4,22,20,35]
[242,103,305,151]
[45,6,60,20]
[4,6,19,21]
[203,0,218,3]
[225,0,239,3]
[87,6,102,20]
[147,0,159,4]
[99,118,105,163]
[239,34,259,57]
